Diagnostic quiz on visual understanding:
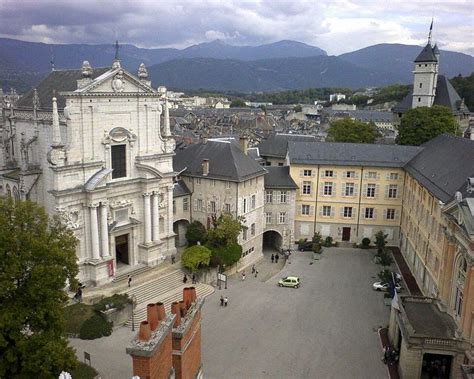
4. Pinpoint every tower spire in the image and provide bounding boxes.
[428,18,433,45]
[112,40,121,68]
[50,47,55,71]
